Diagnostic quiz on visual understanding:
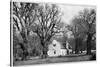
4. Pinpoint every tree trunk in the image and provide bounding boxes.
[20,30,29,60]
[75,38,79,54]
[40,35,52,58]
[42,47,48,58]
[40,40,48,58]
[87,33,92,55]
